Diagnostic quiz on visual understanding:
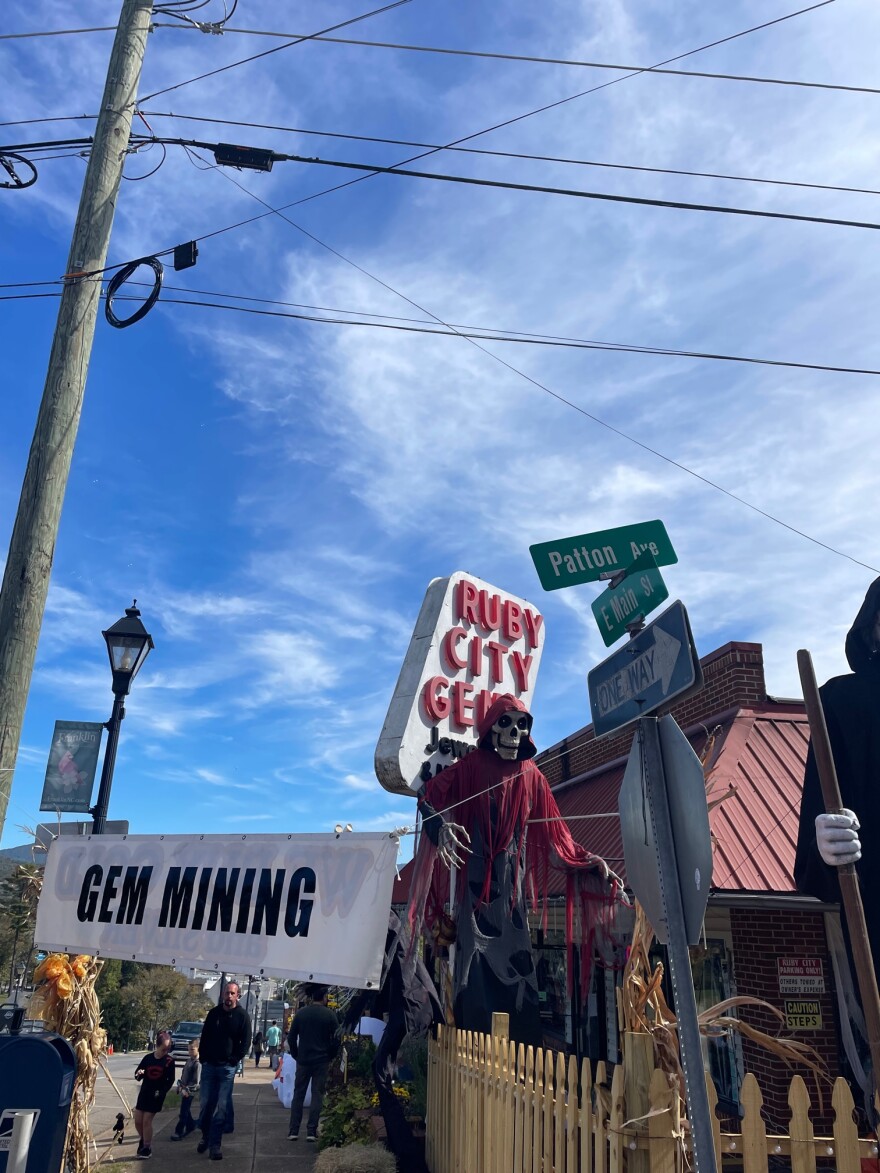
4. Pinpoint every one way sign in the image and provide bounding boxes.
[587,600,702,737]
